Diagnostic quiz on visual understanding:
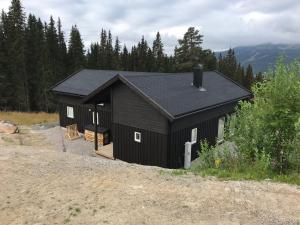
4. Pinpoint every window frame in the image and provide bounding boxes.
[217,116,225,144]
[191,128,197,144]
[134,131,141,143]
[66,106,74,119]
[92,112,99,125]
